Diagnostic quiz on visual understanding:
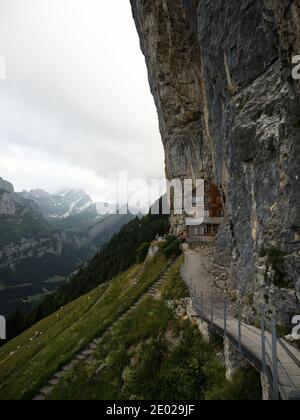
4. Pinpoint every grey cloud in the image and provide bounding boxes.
[0,0,164,197]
